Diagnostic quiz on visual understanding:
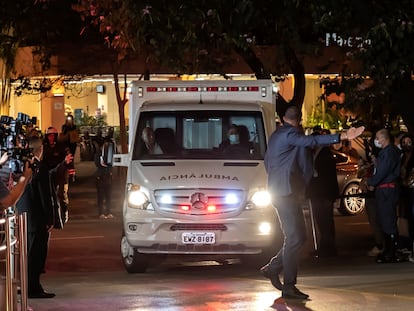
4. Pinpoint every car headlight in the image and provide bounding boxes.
[246,190,271,209]
[127,184,150,209]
